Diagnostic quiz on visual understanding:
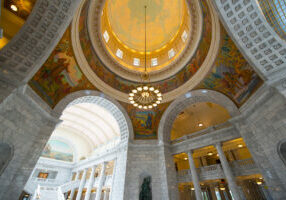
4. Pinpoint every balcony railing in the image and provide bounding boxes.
[31,177,56,183]
[198,164,225,180]
[104,175,113,187]
[231,158,259,176]
[60,180,80,193]
[177,158,259,183]
[171,122,232,144]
